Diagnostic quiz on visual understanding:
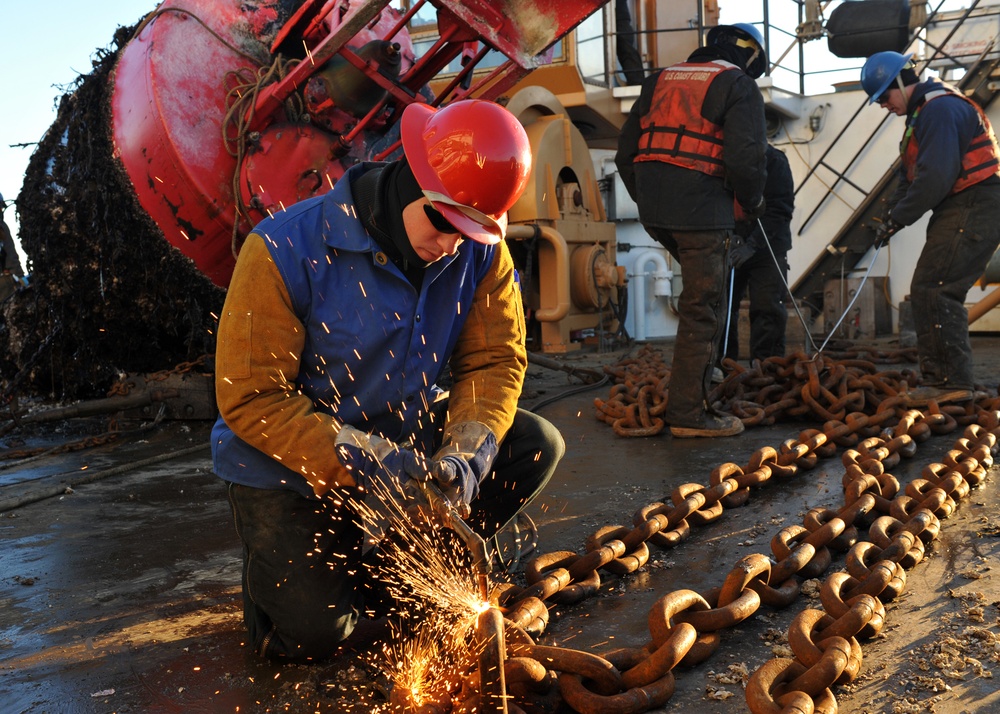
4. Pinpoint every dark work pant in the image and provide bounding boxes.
[911,183,1000,388]
[646,226,730,426]
[725,248,789,362]
[226,408,564,661]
